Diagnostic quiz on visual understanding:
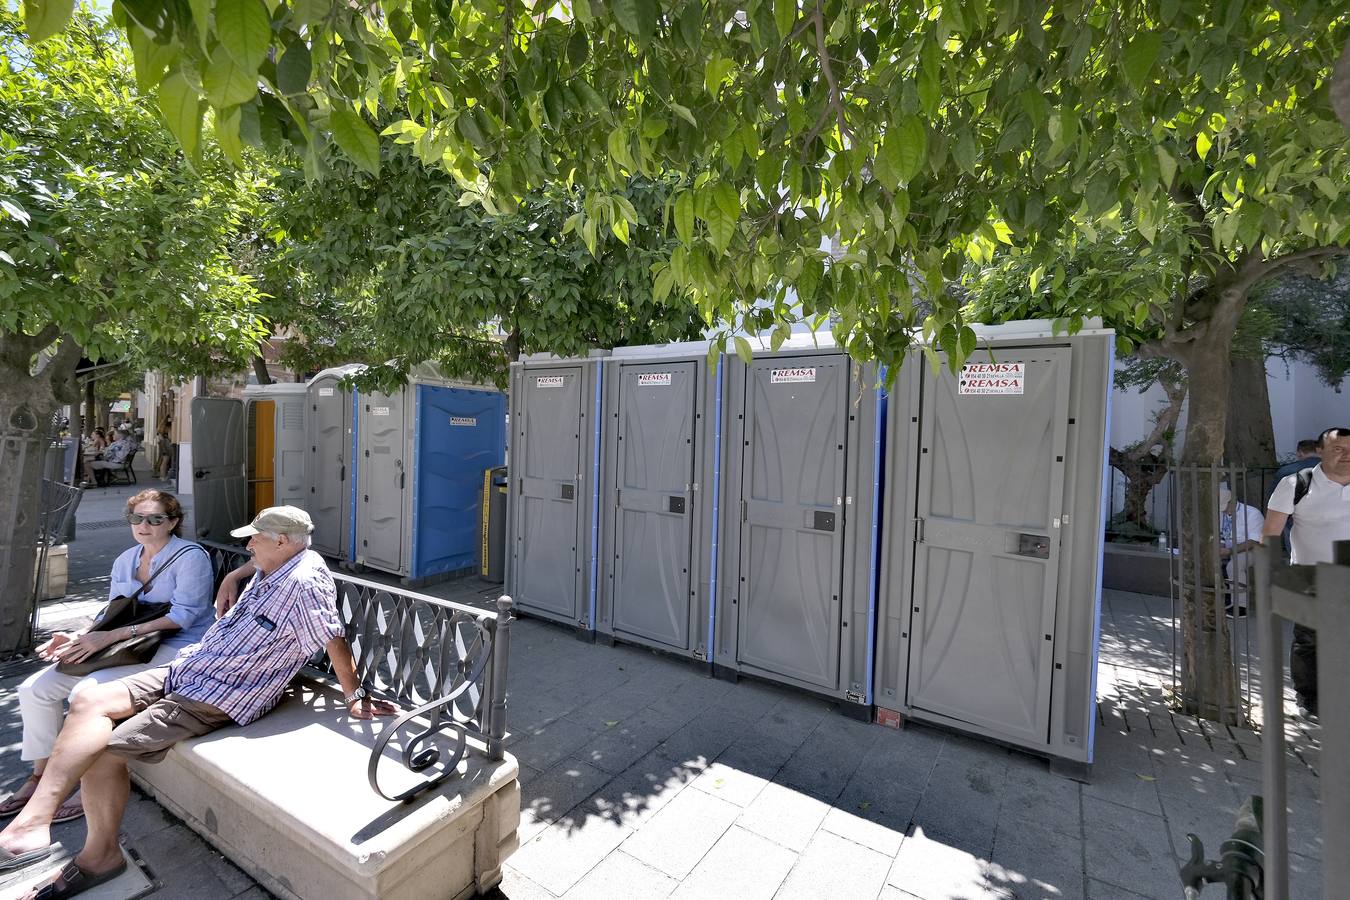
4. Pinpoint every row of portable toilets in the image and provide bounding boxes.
[190,364,508,585]
[506,321,1114,767]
